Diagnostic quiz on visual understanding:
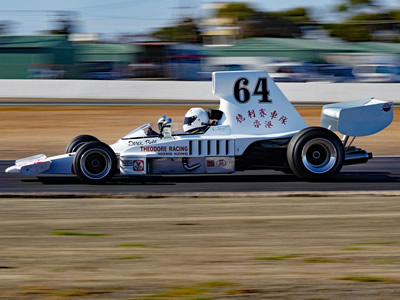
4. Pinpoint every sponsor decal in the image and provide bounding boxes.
[120,160,133,167]
[211,126,228,133]
[140,145,167,152]
[216,159,226,167]
[207,160,215,168]
[140,145,189,156]
[133,160,144,171]
[248,109,256,118]
[235,109,288,128]
[236,114,246,123]
[382,103,392,112]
